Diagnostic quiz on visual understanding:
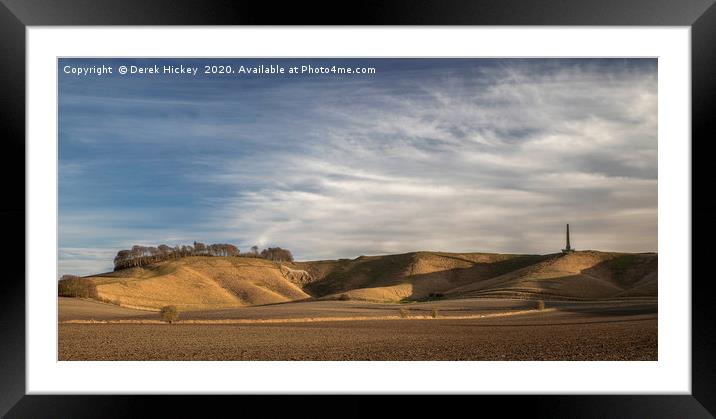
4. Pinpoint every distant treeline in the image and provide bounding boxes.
[113,242,294,271]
